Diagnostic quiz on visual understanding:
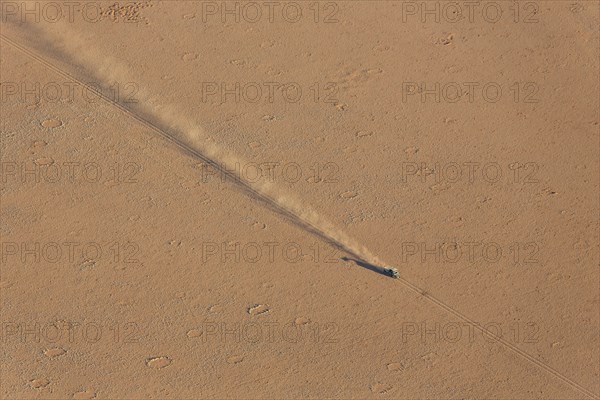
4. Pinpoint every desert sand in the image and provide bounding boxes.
[0,1,598,399]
